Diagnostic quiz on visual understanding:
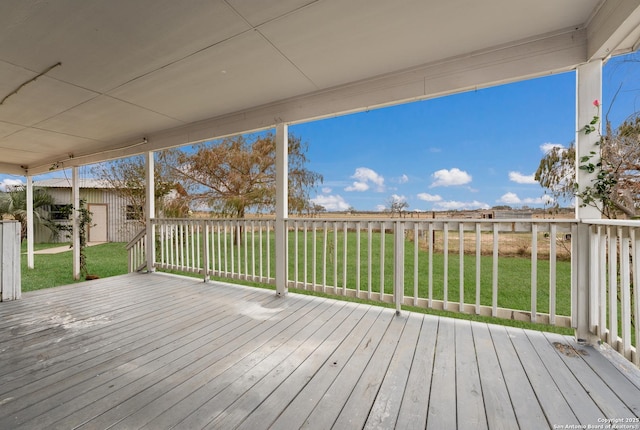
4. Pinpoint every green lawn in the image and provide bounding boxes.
[21,242,129,292]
